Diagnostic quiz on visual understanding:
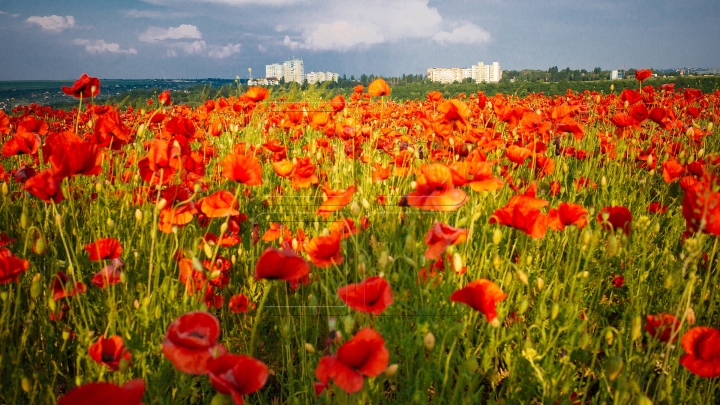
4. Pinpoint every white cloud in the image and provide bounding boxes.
[208,43,241,58]
[167,40,207,55]
[433,23,491,45]
[258,44,267,53]
[166,49,178,57]
[139,24,202,43]
[0,10,20,18]
[26,15,75,32]
[73,39,138,55]
[279,0,445,51]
